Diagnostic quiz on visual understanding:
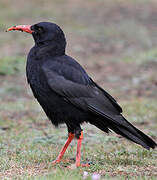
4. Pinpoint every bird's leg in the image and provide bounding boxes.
[52,132,75,164]
[75,131,89,167]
